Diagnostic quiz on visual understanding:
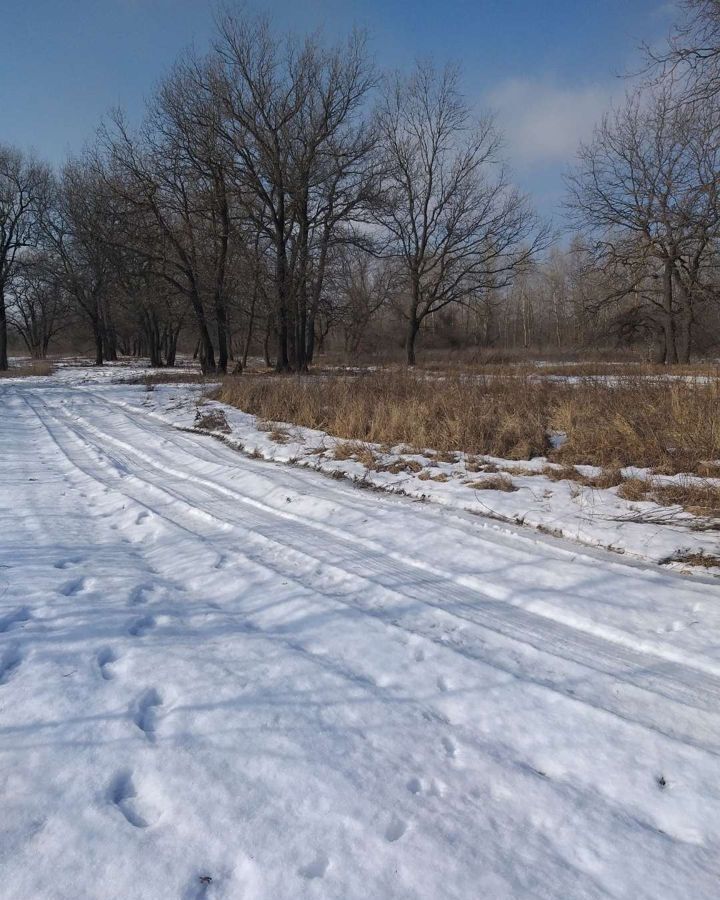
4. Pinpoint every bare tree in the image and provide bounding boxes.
[212,14,376,370]
[8,254,69,358]
[335,248,397,355]
[44,163,119,366]
[566,85,720,362]
[375,62,547,365]
[99,96,226,373]
[648,1,720,101]
[0,145,51,369]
